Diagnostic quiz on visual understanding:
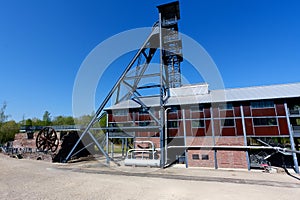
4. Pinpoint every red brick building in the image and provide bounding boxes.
[106,82,300,171]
